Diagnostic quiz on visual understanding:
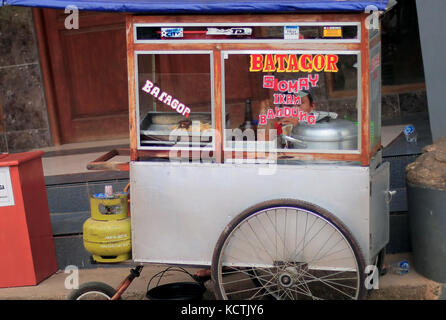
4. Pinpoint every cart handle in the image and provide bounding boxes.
[87,148,130,172]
